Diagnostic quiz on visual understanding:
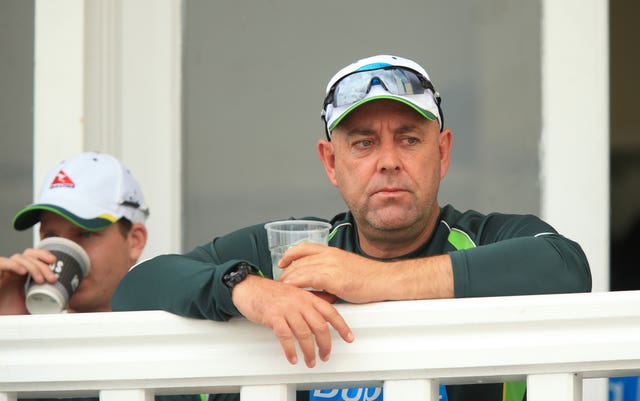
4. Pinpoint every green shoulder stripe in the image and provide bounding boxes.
[447,228,476,250]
